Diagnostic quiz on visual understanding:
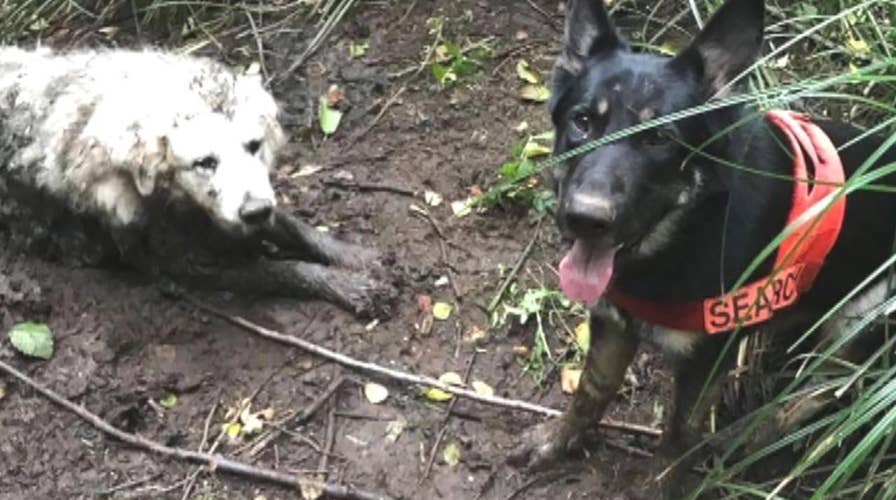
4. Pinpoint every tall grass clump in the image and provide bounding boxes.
[0,0,357,77]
